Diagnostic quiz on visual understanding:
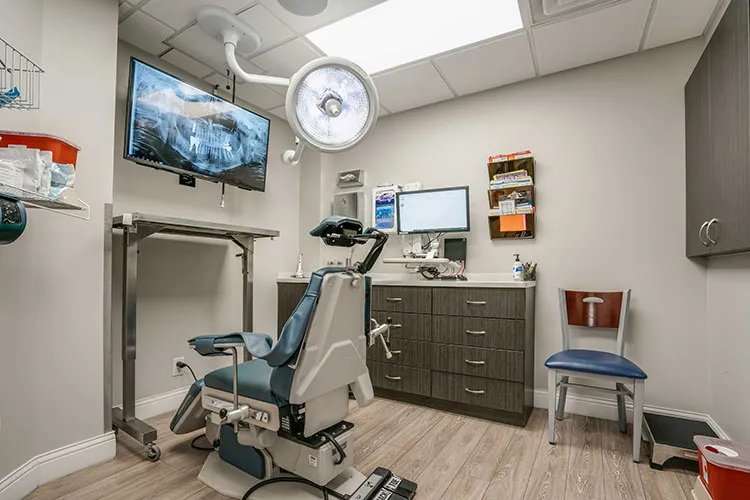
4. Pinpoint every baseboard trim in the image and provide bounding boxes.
[533,389,730,439]
[0,432,115,500]
[114,386,190,421]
